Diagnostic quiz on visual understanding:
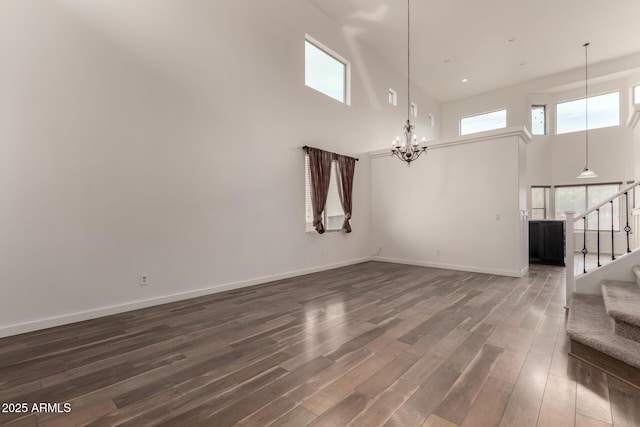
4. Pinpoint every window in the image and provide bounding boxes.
[410,102,418,118]
[531,105,546,135]
[556,92,619,134]
[305,155,345,232]
[305,37,349,104]
[531,186,549,219]
[460,109,507,136]
[555,183,620,231]
[634,85,640,105]
[389,89,397,106]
